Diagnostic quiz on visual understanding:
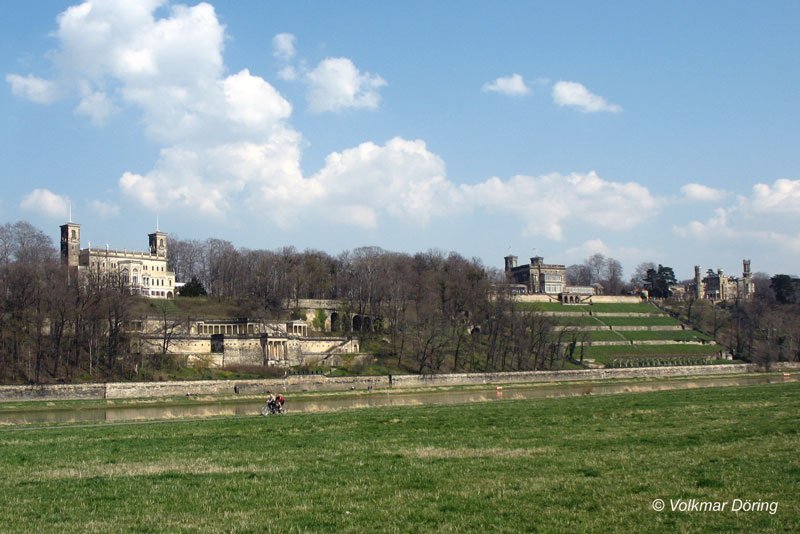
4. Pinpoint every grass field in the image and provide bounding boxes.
[585,343,723,360]
[516,302,660,314]
[551,316,604,326]
[598,316,682,327]
[584,330,627,342]
[619,331,712,342]
[0,382,796,532]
